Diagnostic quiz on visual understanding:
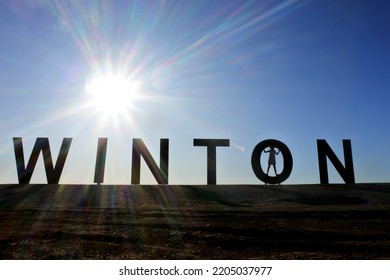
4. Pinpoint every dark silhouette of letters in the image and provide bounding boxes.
[317,139,355,184]
[193,139,230,185]
[131,139,169,184]
[251,139,293,184]
[13,137,72,184]
[11,137,357,185]
[94,138,108,184]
